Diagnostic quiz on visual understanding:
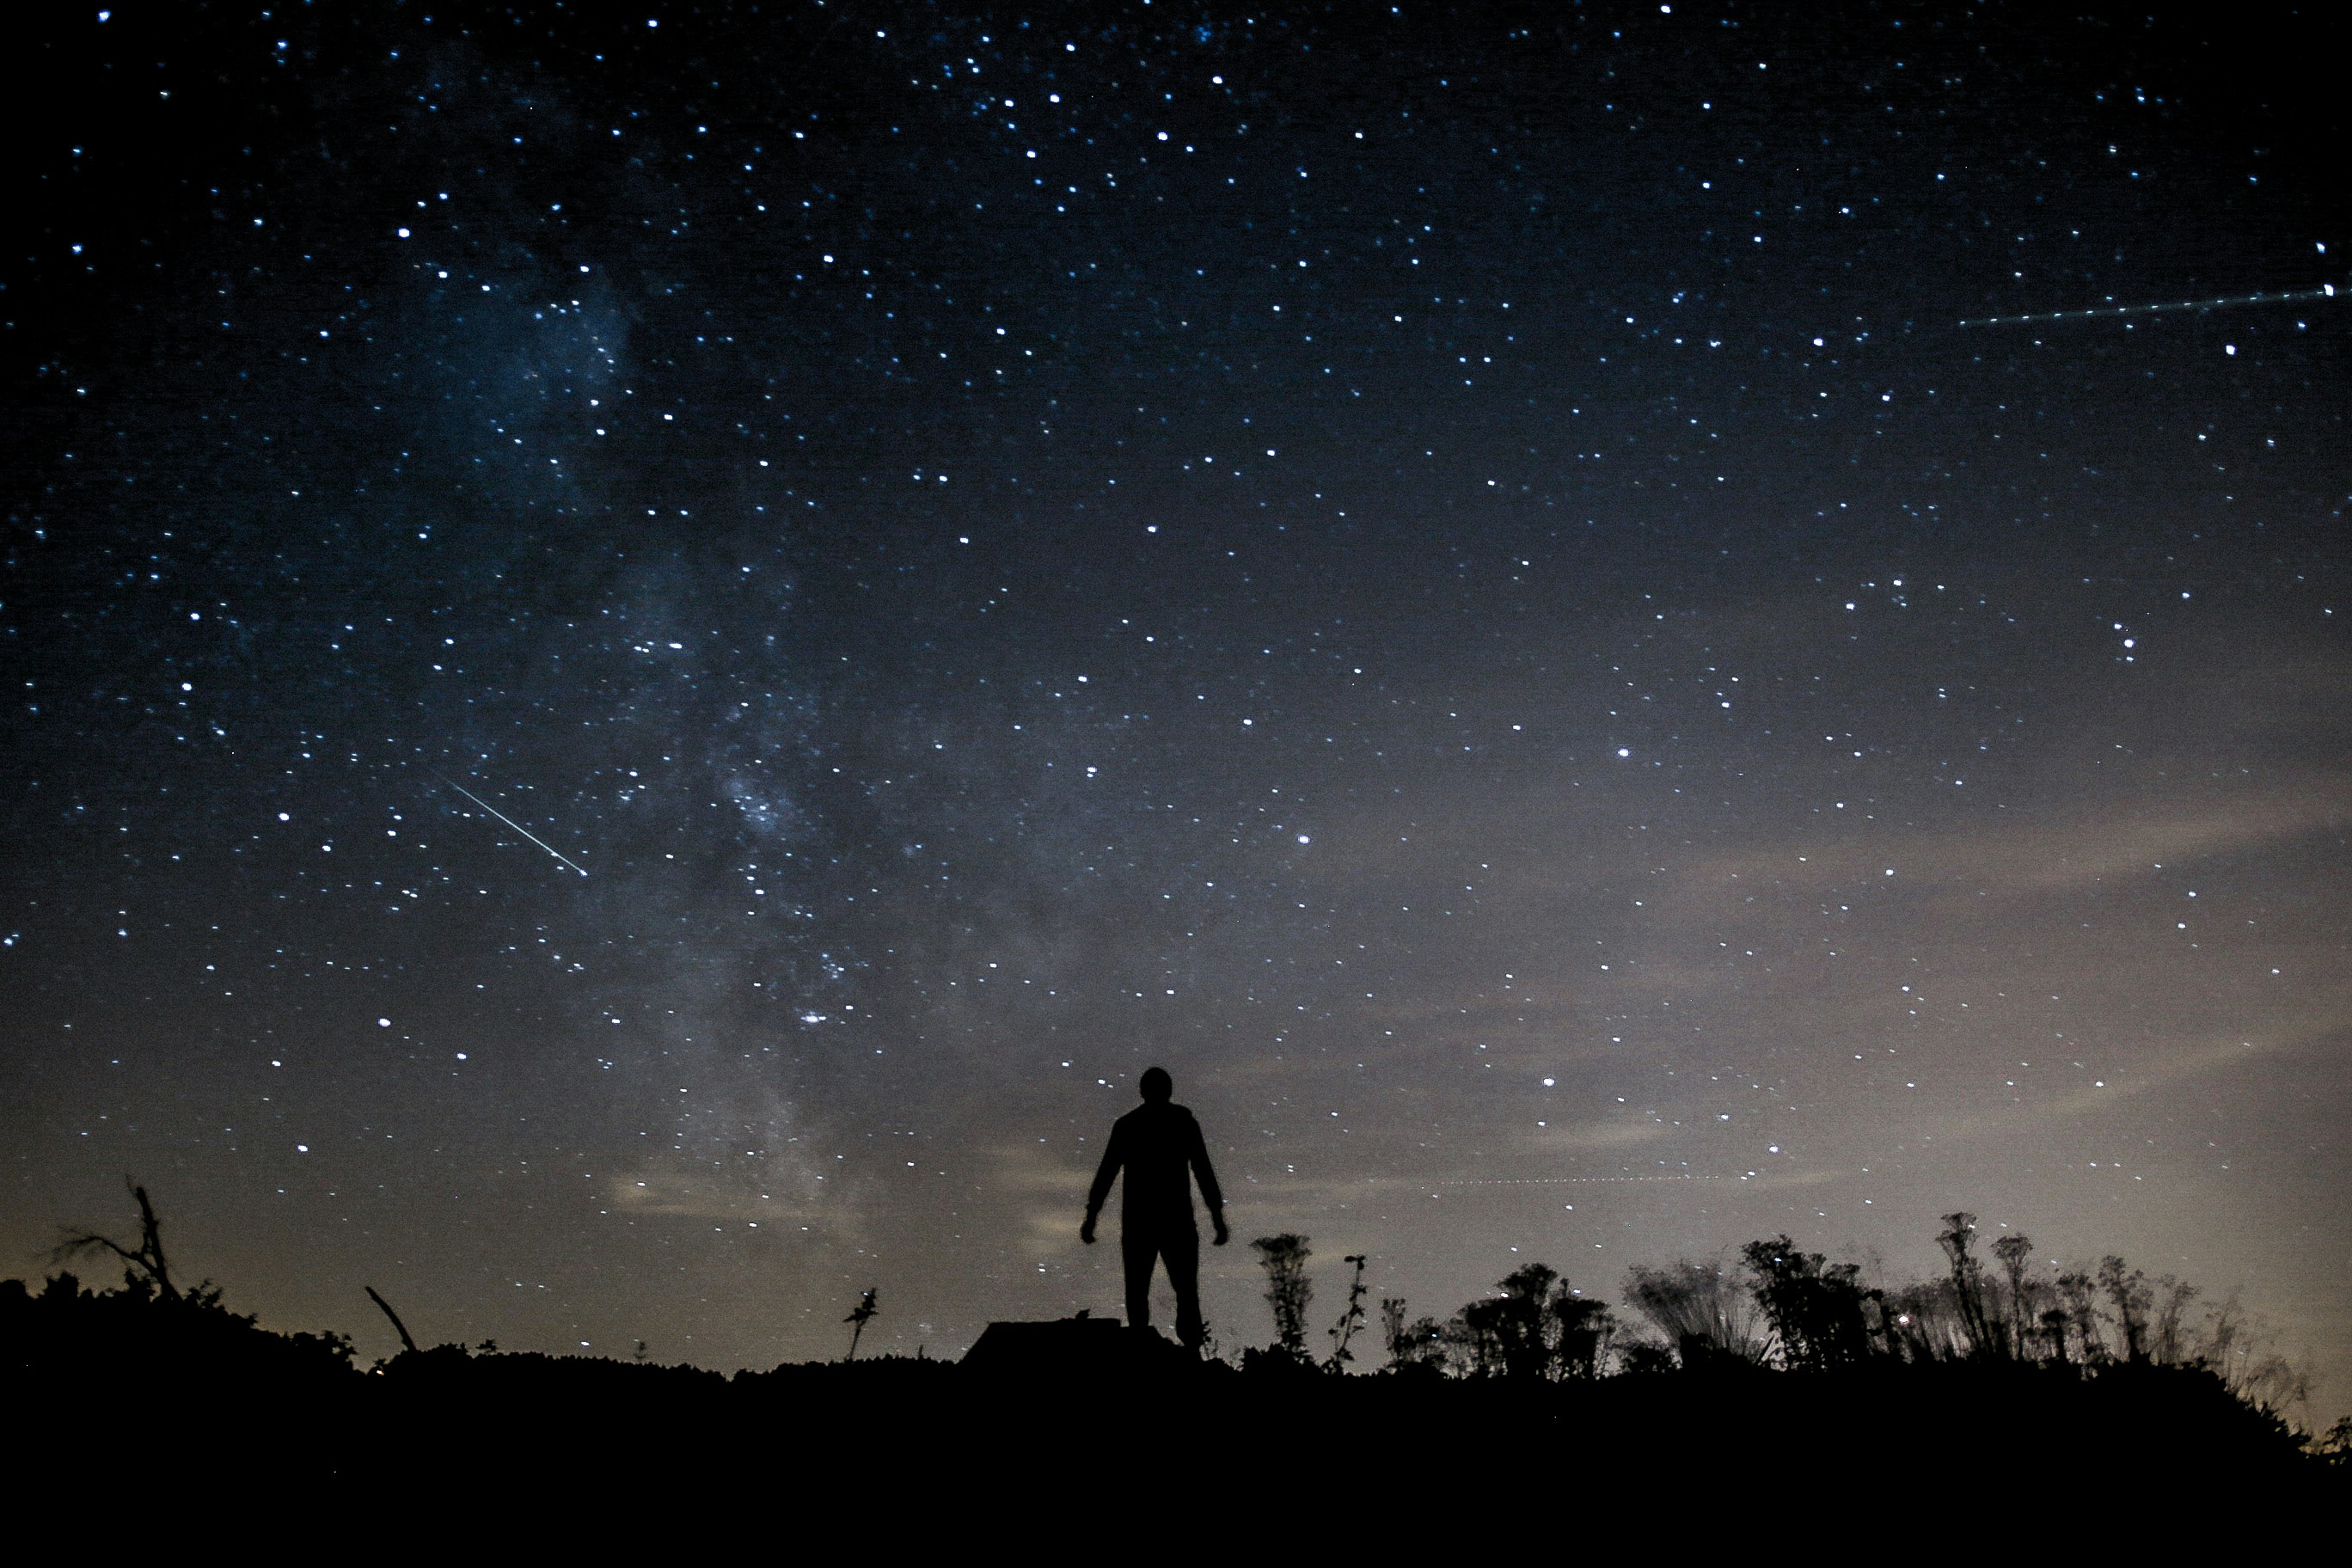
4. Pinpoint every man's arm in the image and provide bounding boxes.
[1187,1114,1229,1246]
[1080,1122,1124,1244]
